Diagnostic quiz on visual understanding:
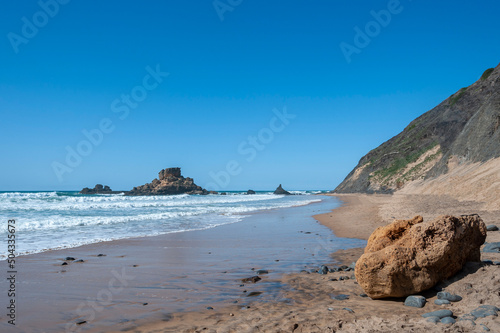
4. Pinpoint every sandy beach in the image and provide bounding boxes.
[131,193,500,333]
